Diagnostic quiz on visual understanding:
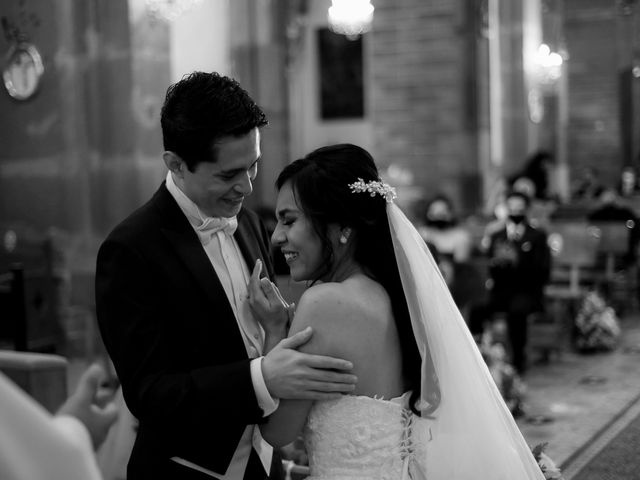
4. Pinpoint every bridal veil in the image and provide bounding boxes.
[387,202,545,480]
